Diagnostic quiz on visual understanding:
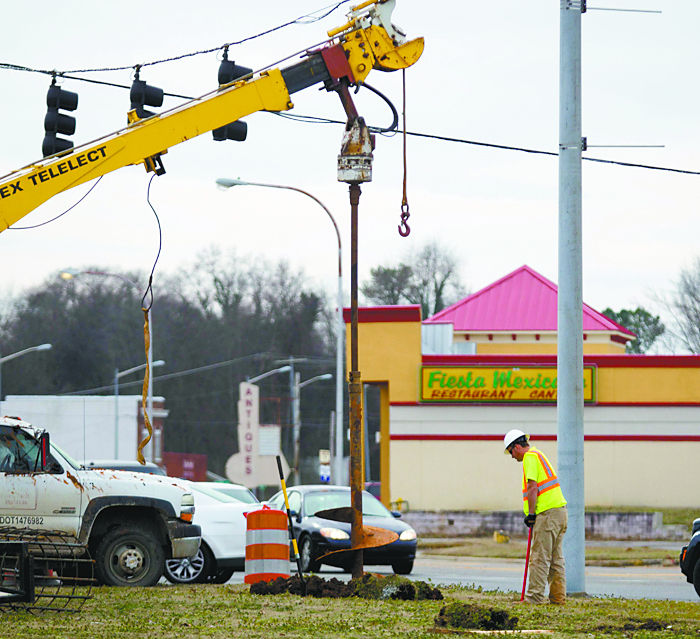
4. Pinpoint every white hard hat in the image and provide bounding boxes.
[503,429,529,453]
